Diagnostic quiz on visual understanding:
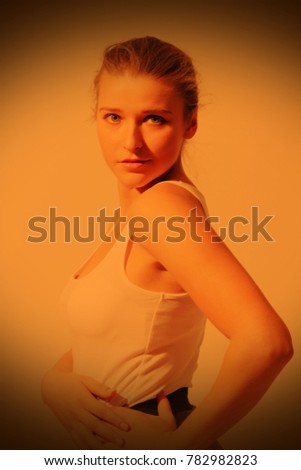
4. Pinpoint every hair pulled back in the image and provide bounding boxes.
[94,36,199,117]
